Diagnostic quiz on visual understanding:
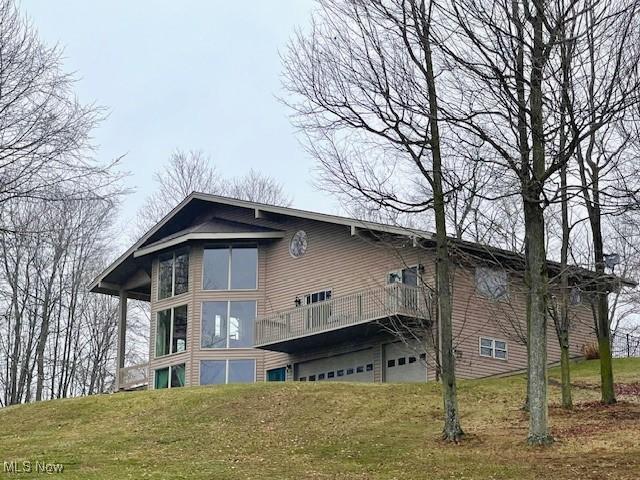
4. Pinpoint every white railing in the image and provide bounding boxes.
[255,283,429,347]
[118,363,149,390]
